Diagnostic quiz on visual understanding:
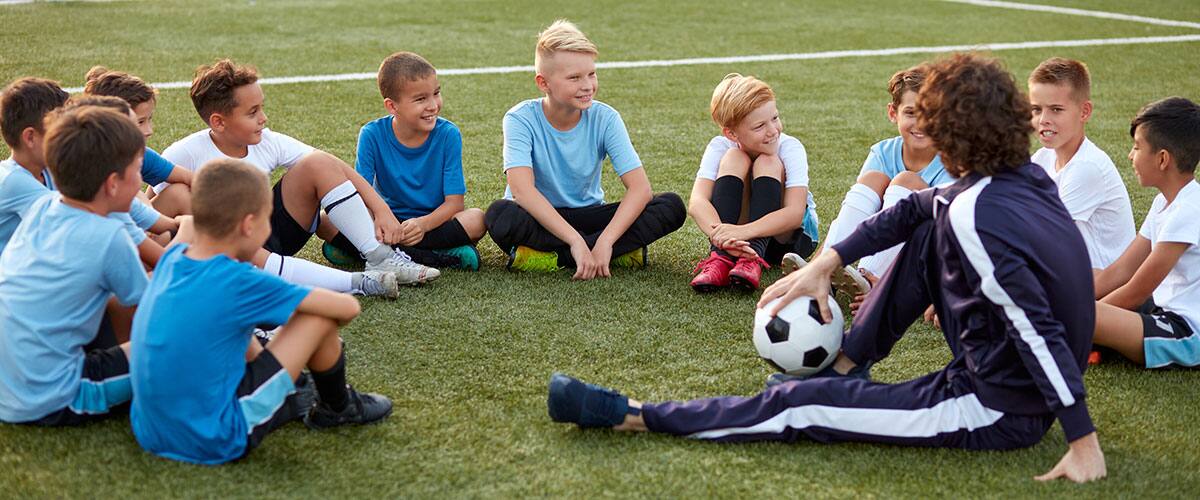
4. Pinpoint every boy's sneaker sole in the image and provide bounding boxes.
[831,265,871,296]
